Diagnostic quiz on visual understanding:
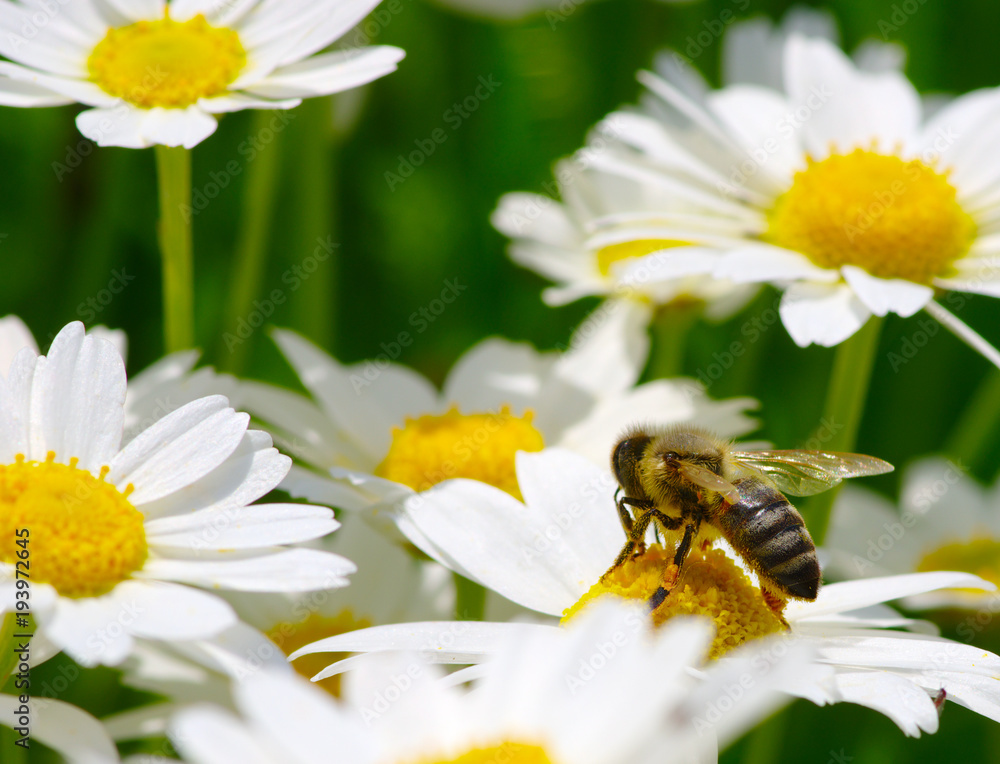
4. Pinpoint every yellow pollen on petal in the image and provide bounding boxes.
[562,546,786,660]
[917,537,1000,592]
[404,742,555,764]
[765,149,977,284]
[88,14,246,108]
[595,239,685,278]
[268,608,372,697]
[0,454,146,598]
[376,406,545,500]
